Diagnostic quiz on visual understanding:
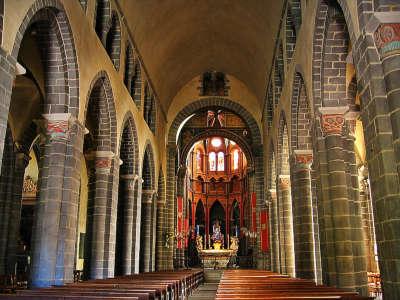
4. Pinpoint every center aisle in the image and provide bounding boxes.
[189,270,222,300]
